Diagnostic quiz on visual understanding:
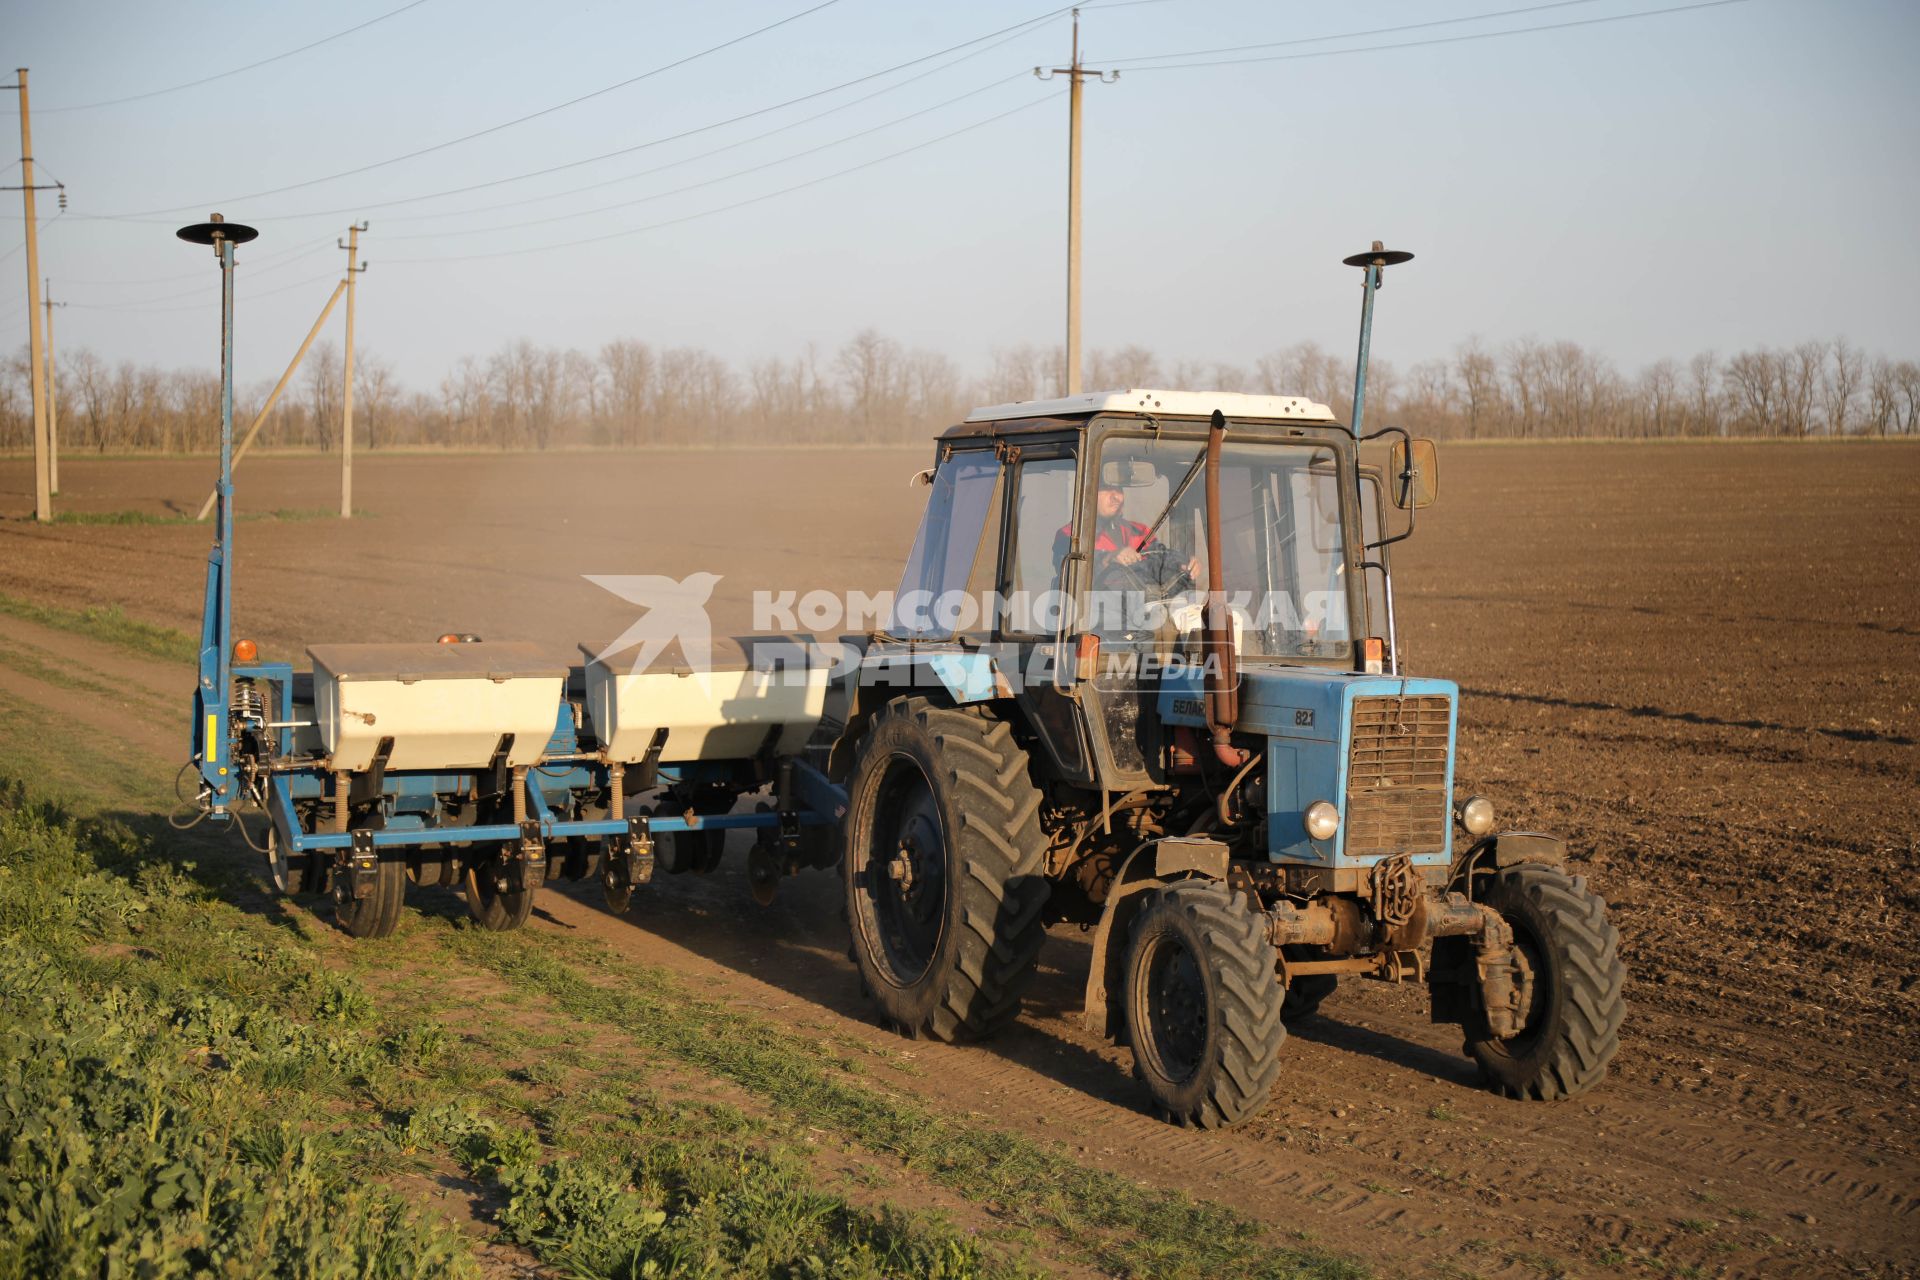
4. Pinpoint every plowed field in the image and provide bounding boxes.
[2,438,1915,1278]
